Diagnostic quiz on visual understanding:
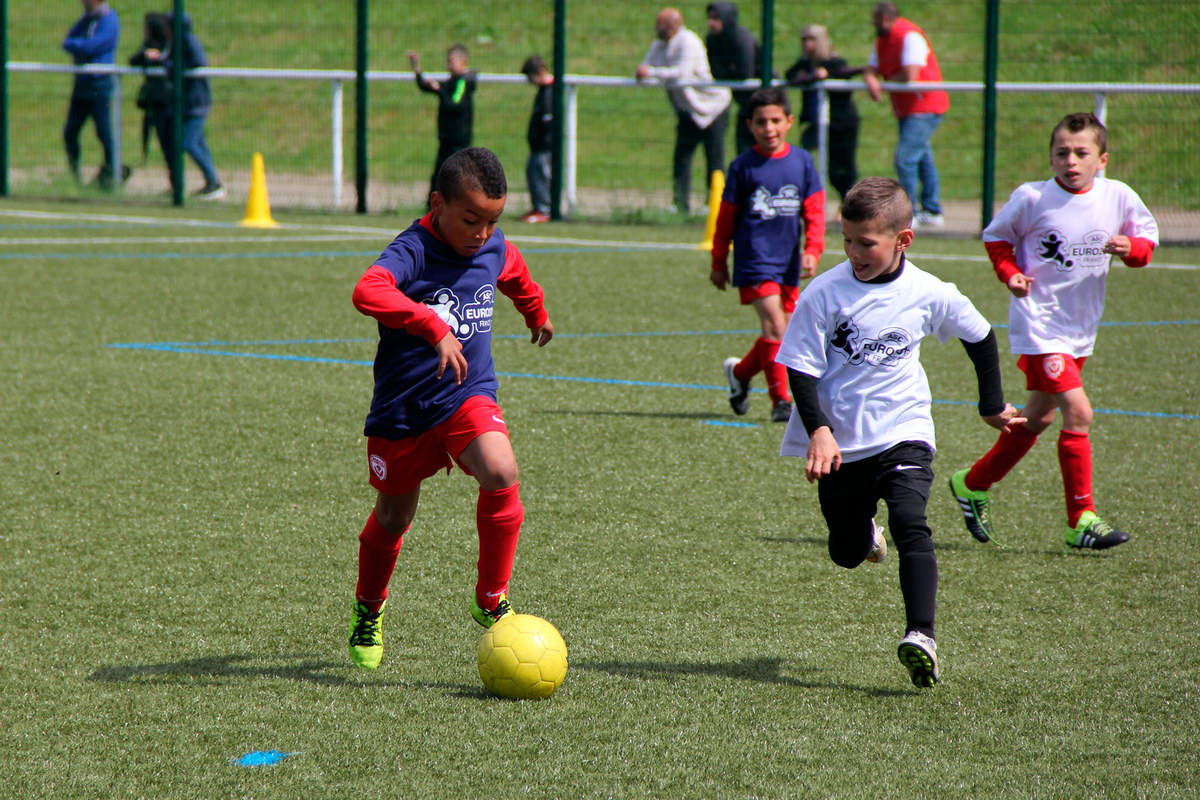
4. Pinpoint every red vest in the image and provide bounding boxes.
[874,17,950,118]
